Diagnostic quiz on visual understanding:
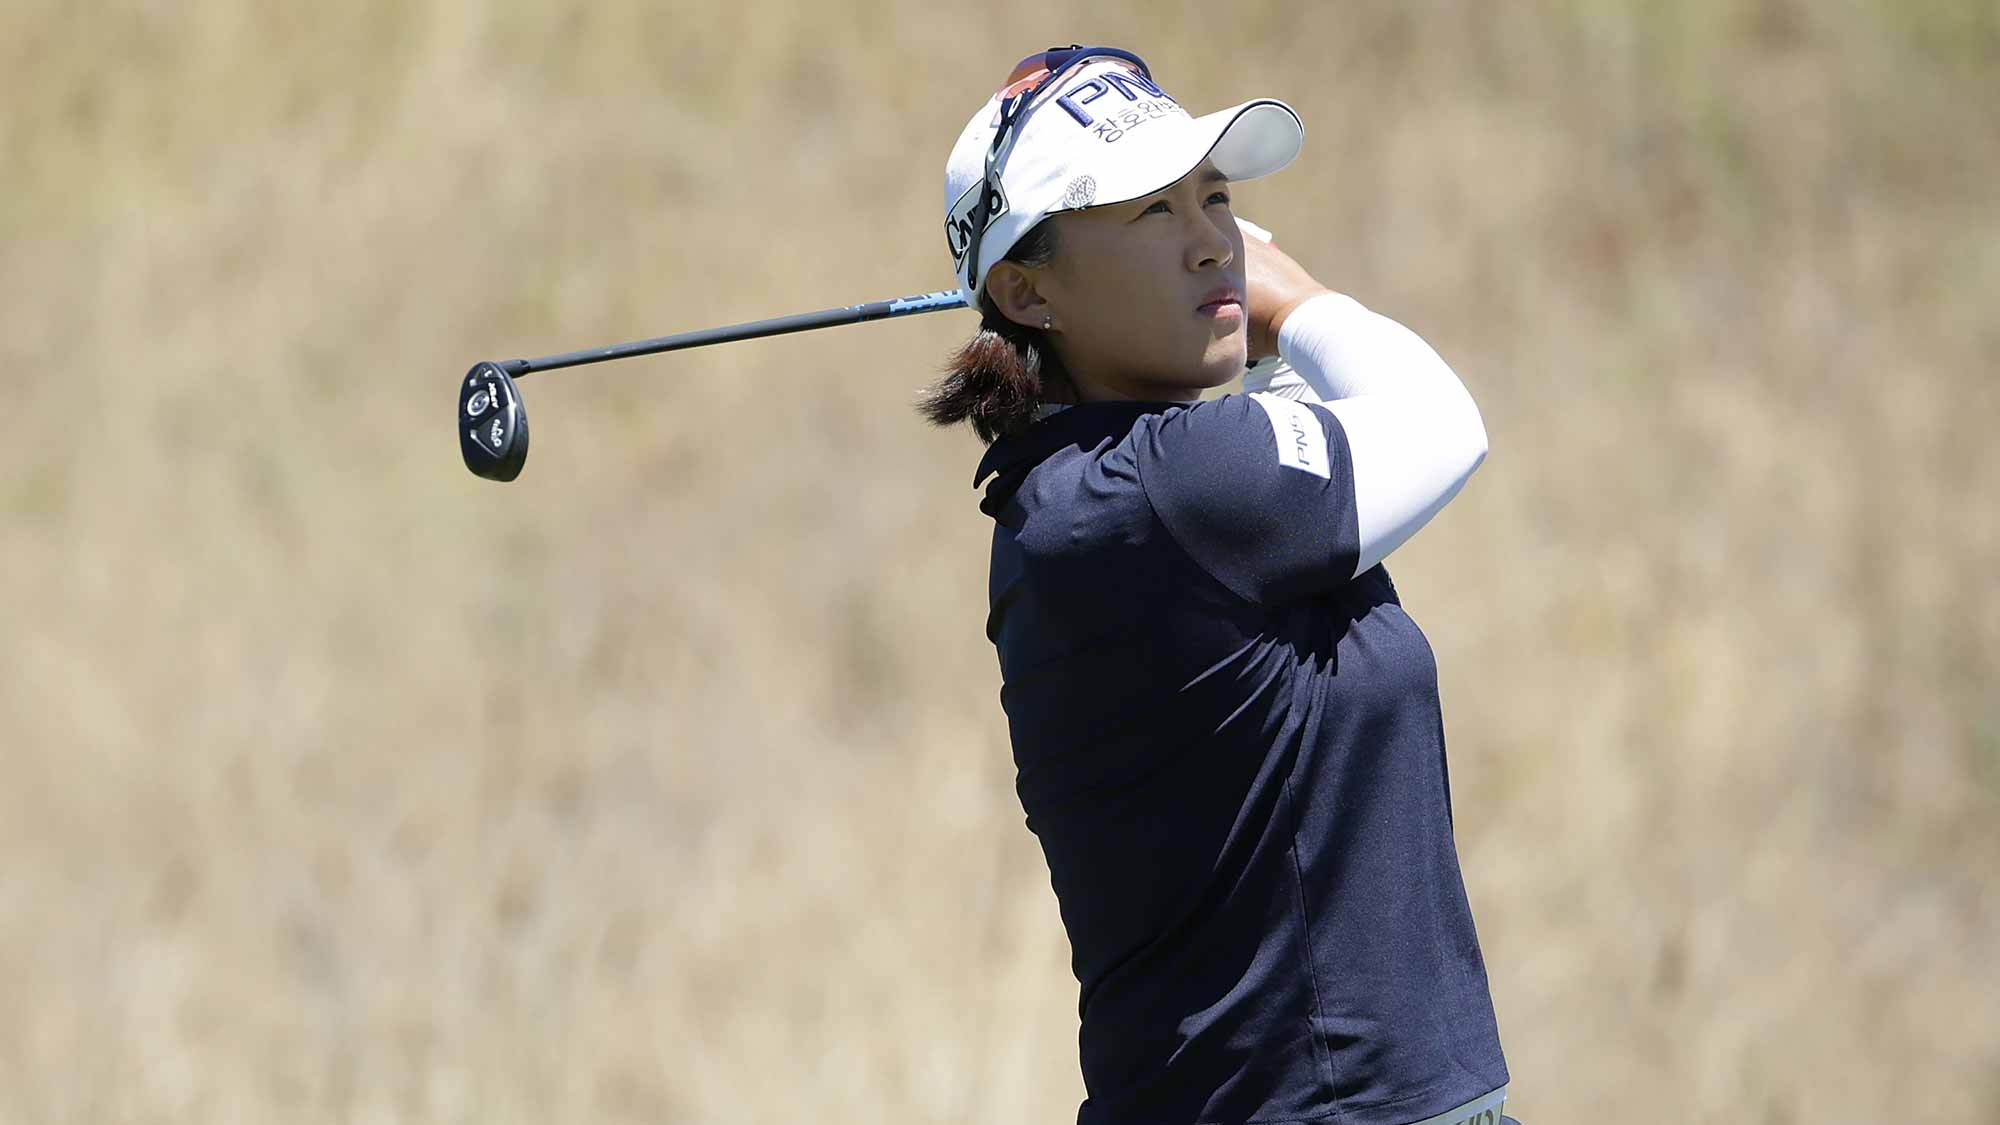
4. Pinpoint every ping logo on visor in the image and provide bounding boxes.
[951,46,1154,291]
[1051,68,1176,136]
